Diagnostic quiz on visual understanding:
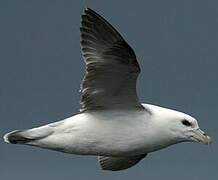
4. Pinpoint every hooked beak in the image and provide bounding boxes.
[191,128,212,145]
